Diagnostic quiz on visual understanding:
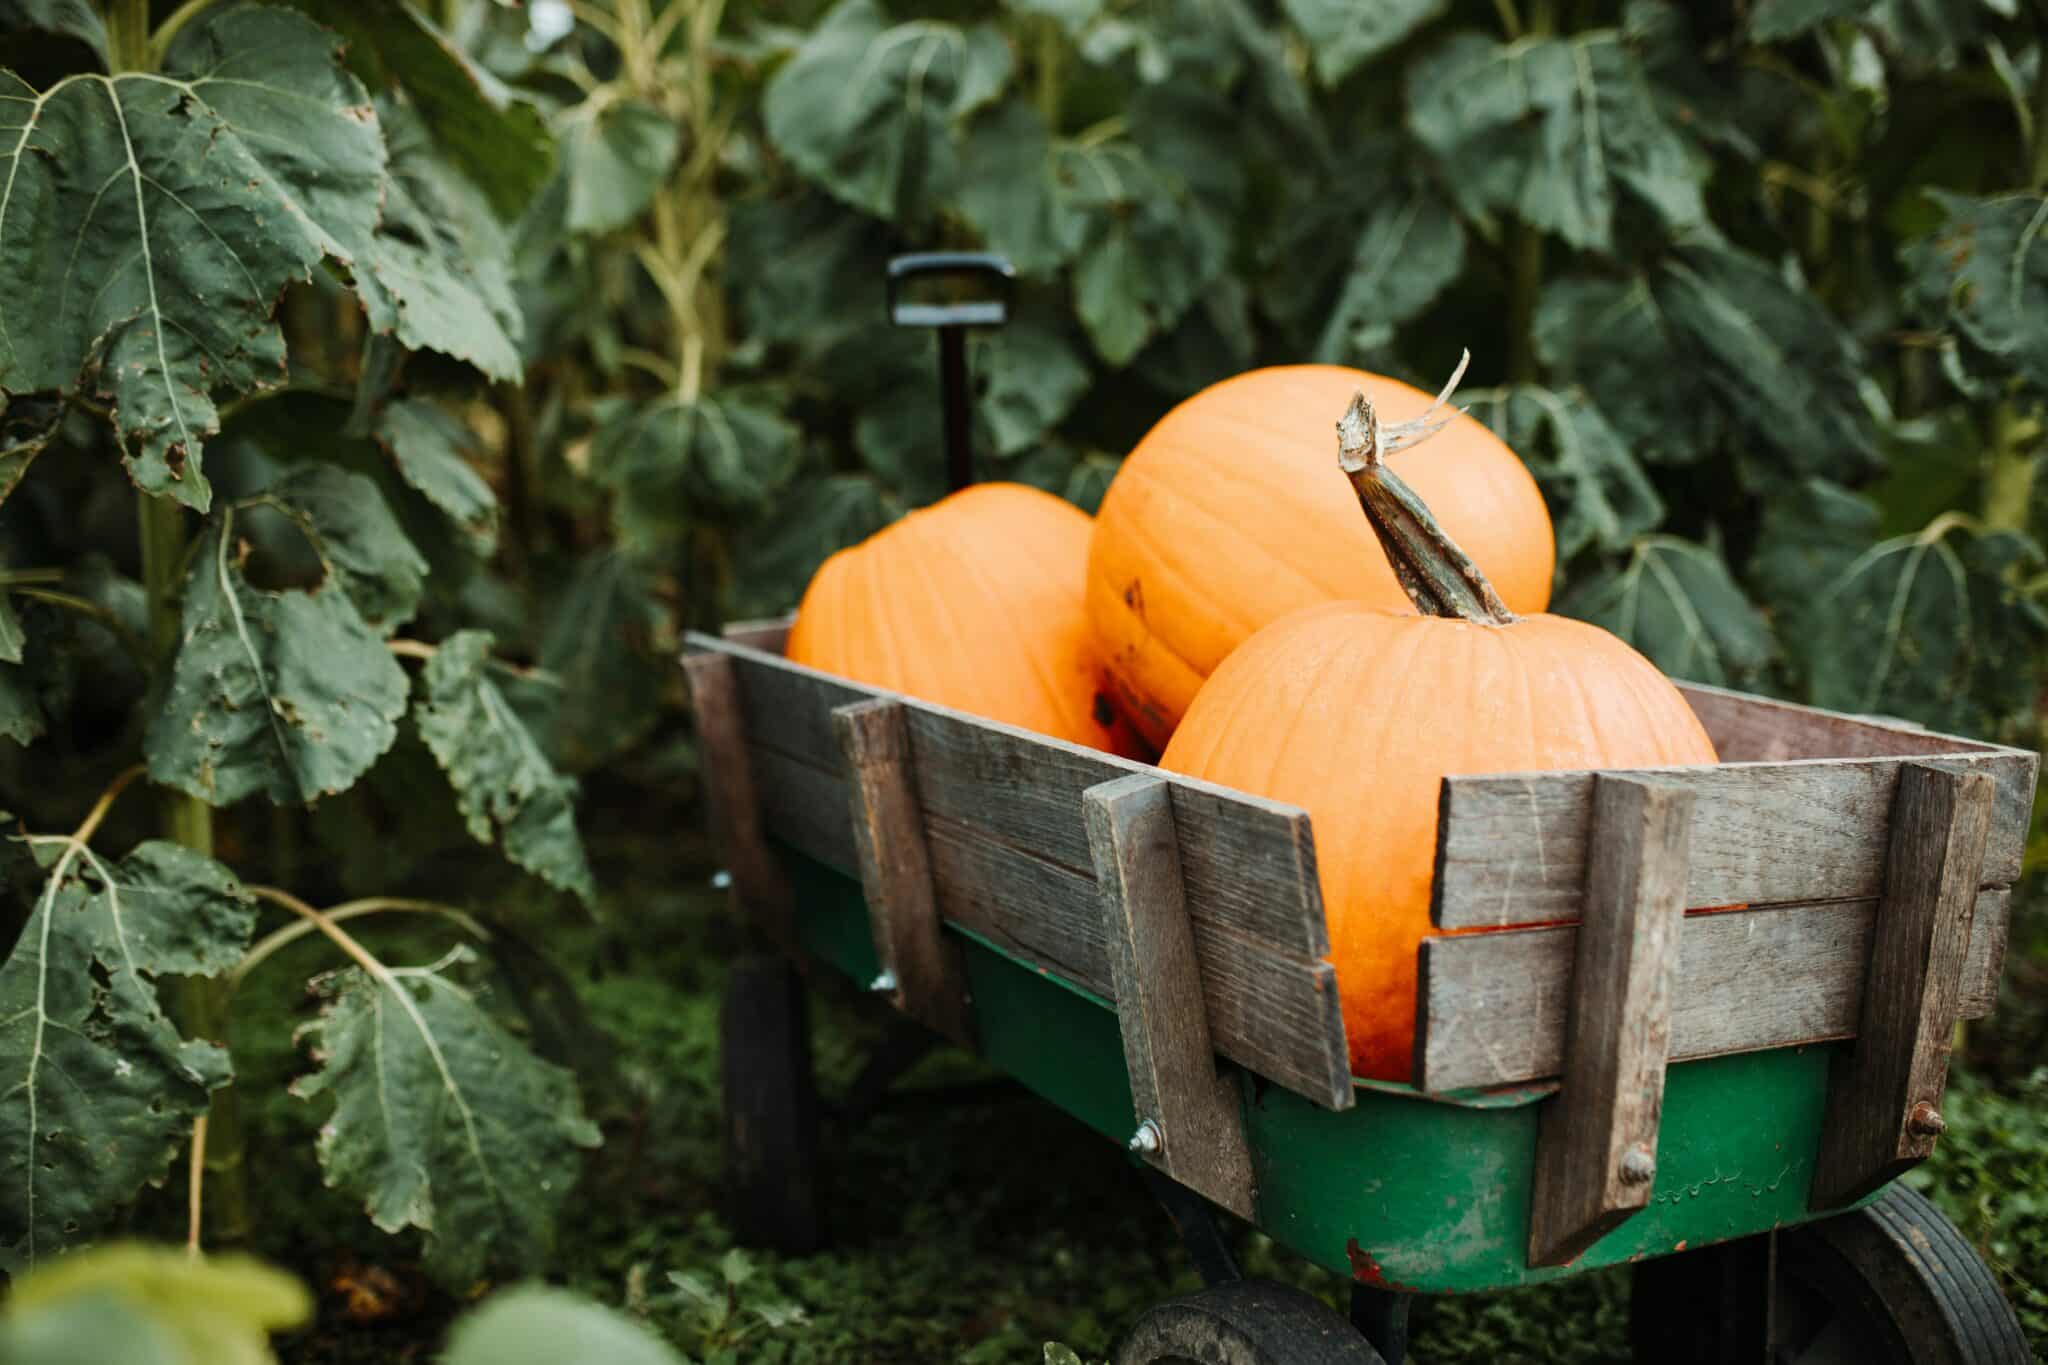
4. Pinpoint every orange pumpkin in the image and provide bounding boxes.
[1088,364,1556,751]
[788,482,1146,757]
[1159,375,1718,1083]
